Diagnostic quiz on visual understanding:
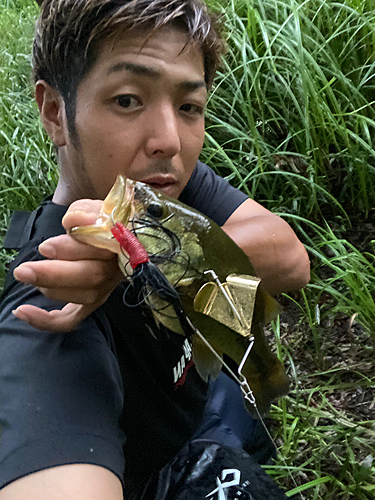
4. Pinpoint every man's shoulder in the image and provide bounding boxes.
[3,200,67,251]
[1,200,68,294]
[179,161,248,225]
